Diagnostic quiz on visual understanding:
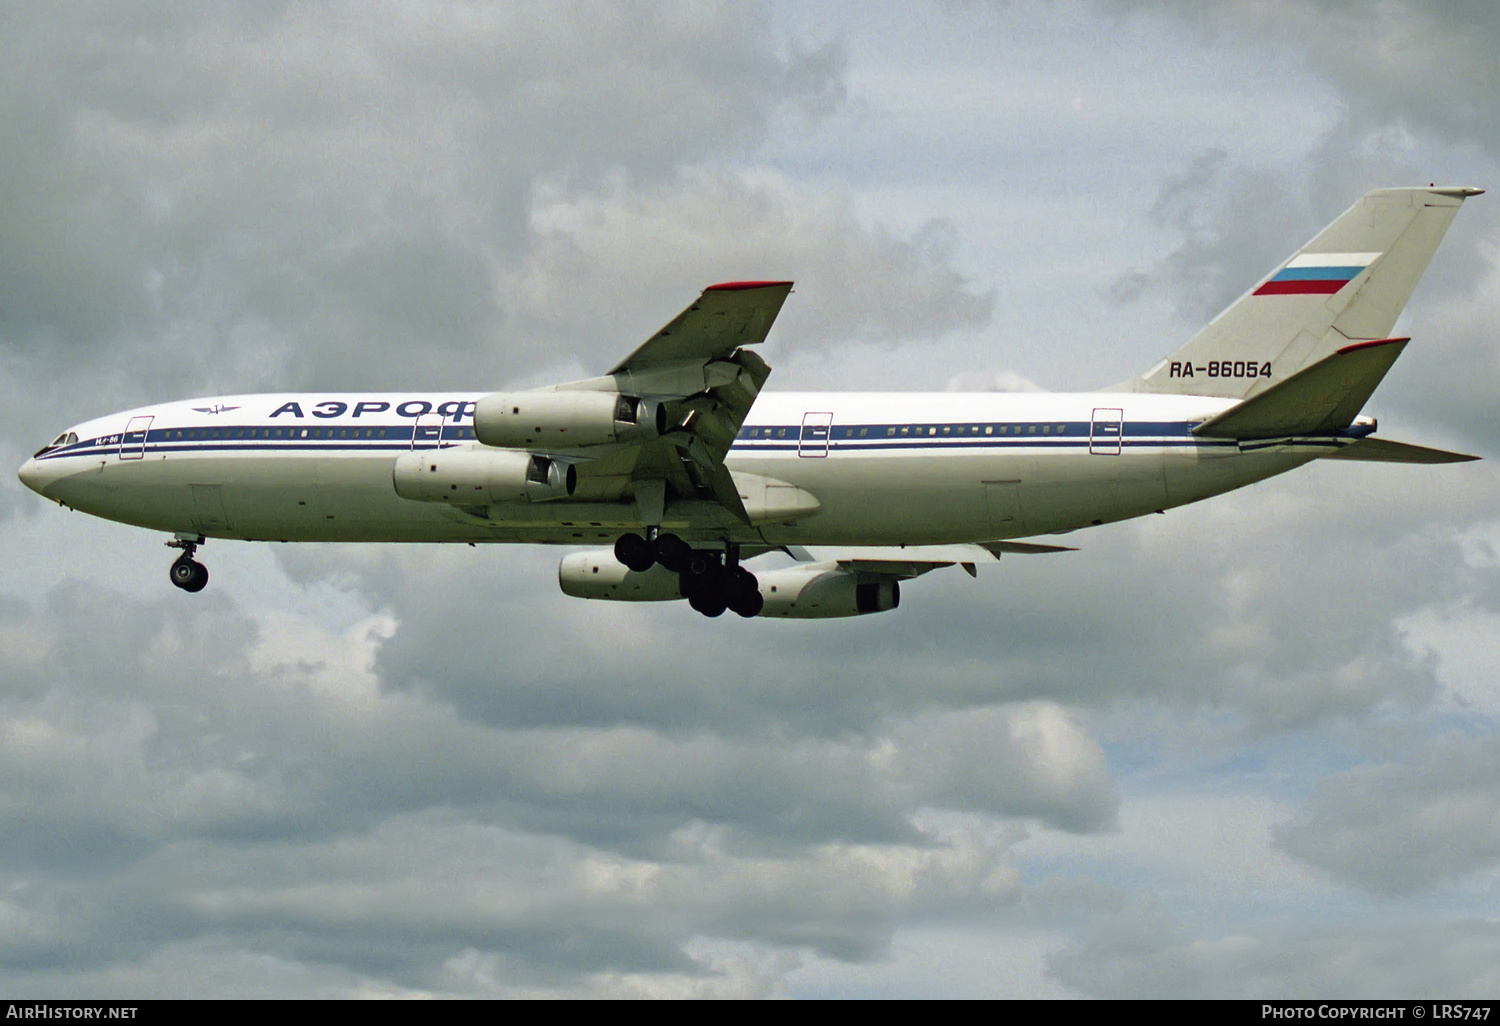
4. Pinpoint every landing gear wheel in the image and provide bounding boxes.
[613,532,654,572]
[688,584,728,618]
[733,591,764,617]
[725,567,763,618]
[653,533,692,573]
[170,556,208,593]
